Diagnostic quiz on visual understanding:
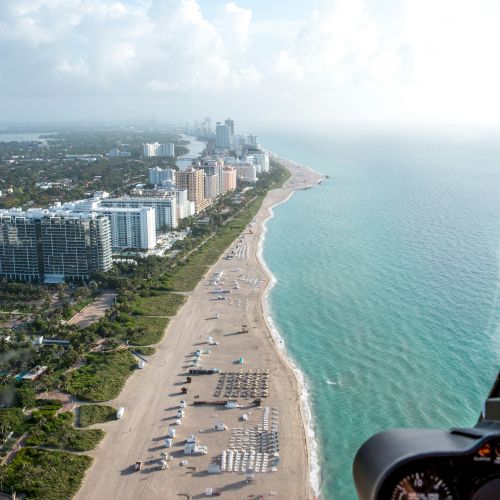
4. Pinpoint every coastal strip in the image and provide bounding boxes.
[75,157,324,500]
[257,156,323,498]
